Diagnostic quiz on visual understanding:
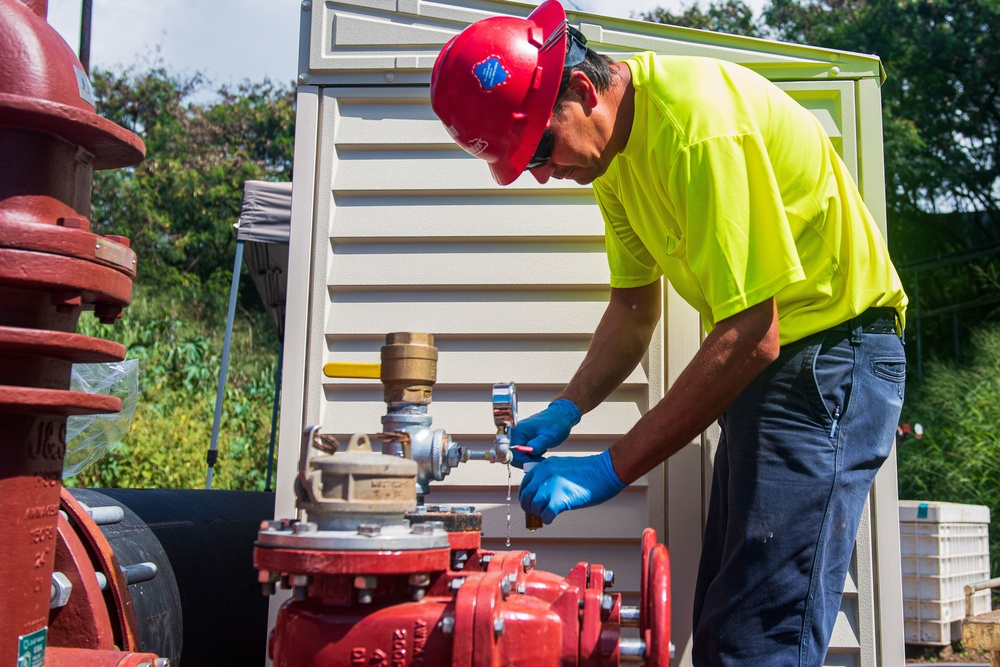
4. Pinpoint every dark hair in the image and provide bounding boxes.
[554,48,615,113]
